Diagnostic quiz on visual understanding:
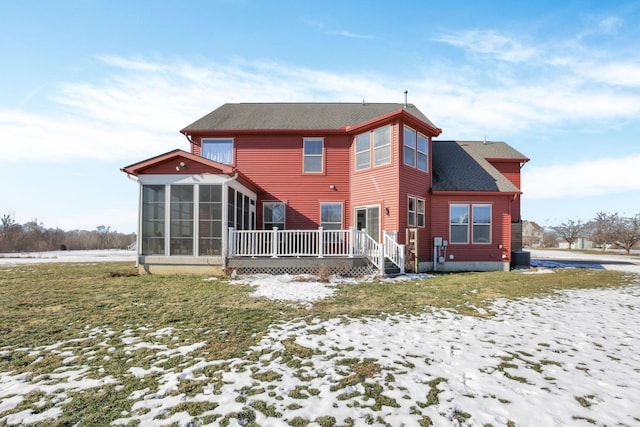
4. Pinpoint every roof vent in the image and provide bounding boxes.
[404,90,408,108]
